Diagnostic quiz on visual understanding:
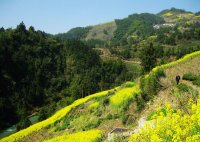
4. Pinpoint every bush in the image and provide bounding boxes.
[140,68,165,101]
[16,118,31,131]
[182,73,197,81]
[193,77,200,87]
[177,83,193,93]
[122,114,129,125]
[102,97,110,106]
[106,114,113,120]
[135,94,145,112]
